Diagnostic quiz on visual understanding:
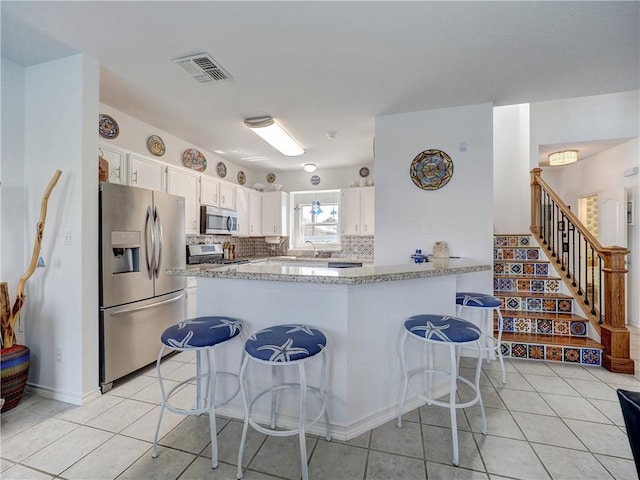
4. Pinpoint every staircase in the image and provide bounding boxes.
[493,233,604,367]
